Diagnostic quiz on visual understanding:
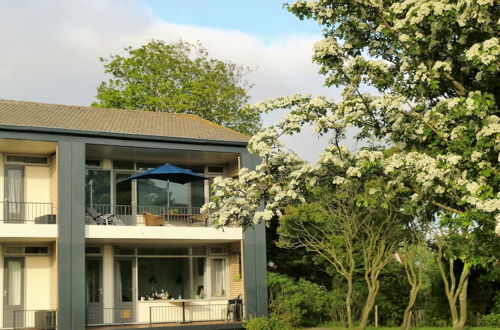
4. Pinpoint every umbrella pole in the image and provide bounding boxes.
[167,180,170,222]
